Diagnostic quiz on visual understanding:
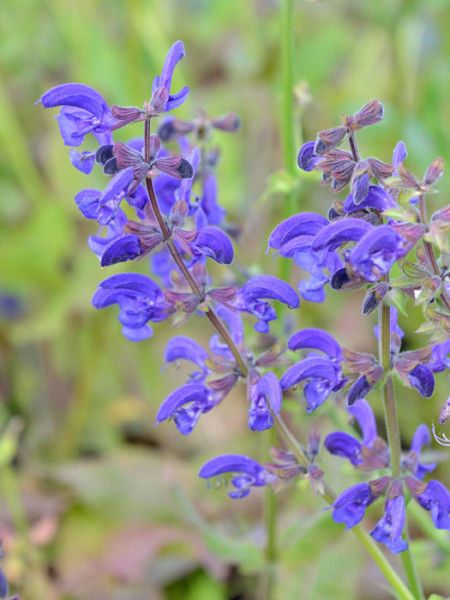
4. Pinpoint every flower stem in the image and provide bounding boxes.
[418,193,450,311]
[379,300,425,599]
